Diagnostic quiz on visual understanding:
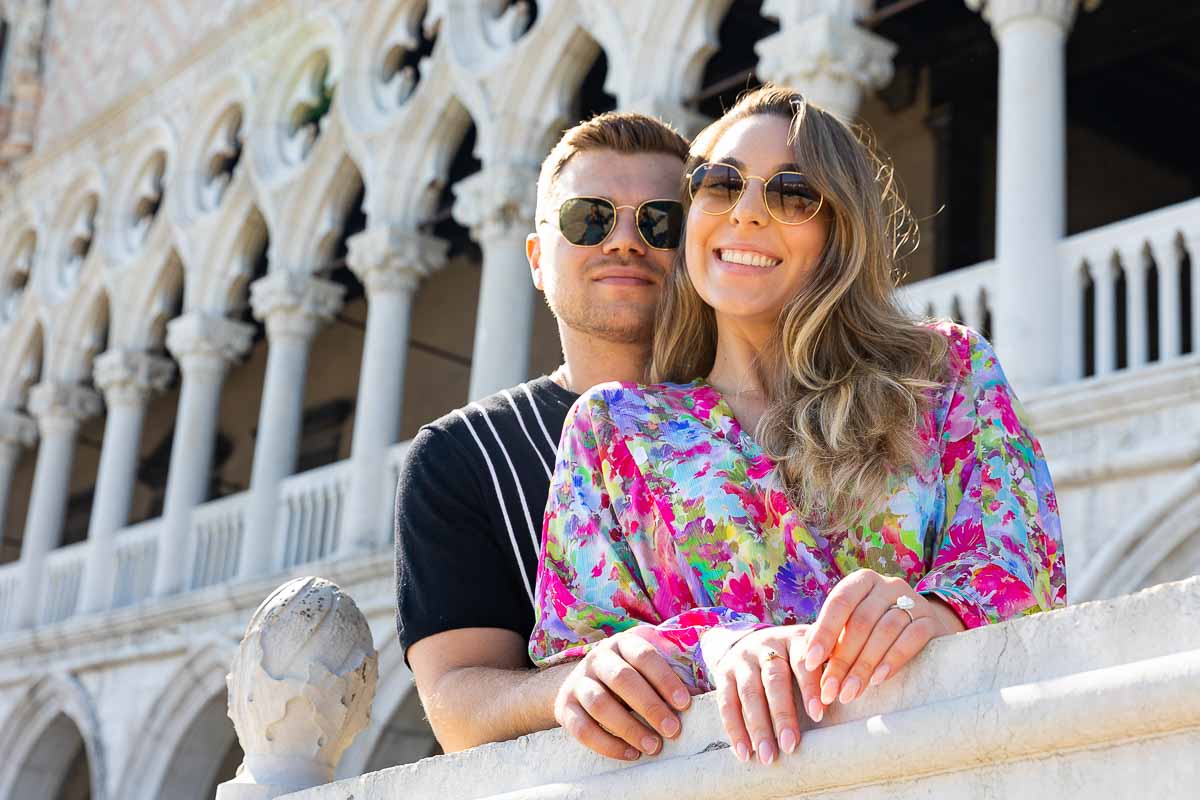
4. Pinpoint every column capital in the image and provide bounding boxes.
[451,163,539,242]
[28,381,102,434]
[250,271,346,343]
[166,312,255,377]
[754,8,897,118]
[93,349,176,407]
[966,0,1100,33]
[346,227,448,297]
[0,409,38,449]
